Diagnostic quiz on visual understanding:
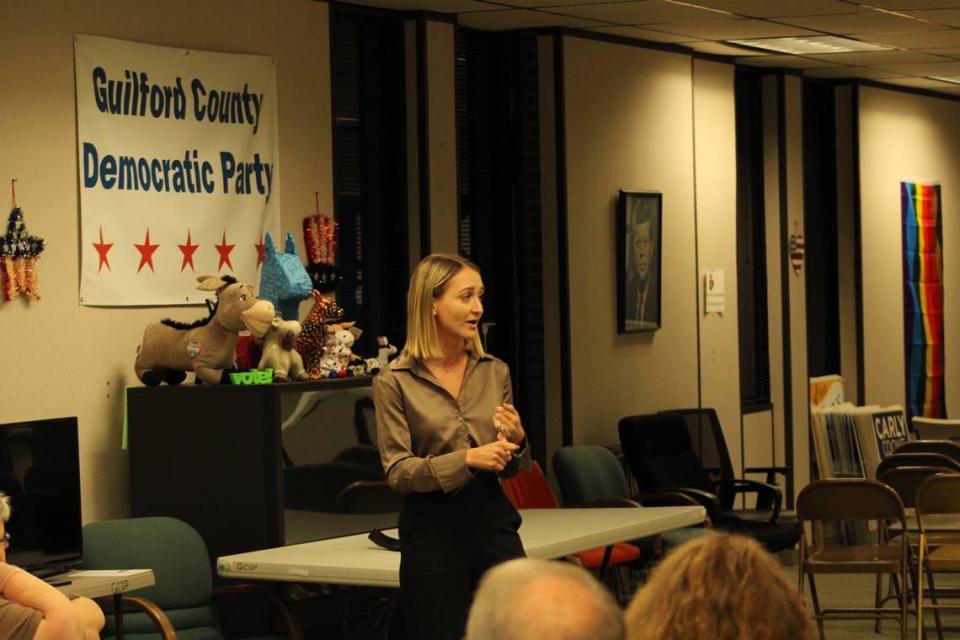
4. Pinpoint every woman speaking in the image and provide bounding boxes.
[374,253,529,640]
